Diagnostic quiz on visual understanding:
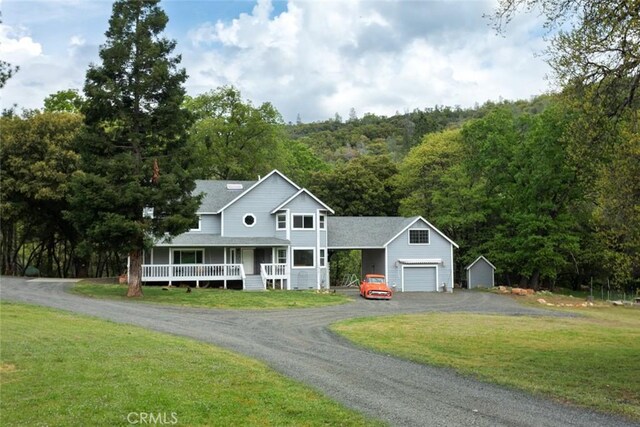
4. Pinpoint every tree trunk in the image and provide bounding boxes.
[73,253,89,278]
[530,269,541,290]
[127,248,144,297]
